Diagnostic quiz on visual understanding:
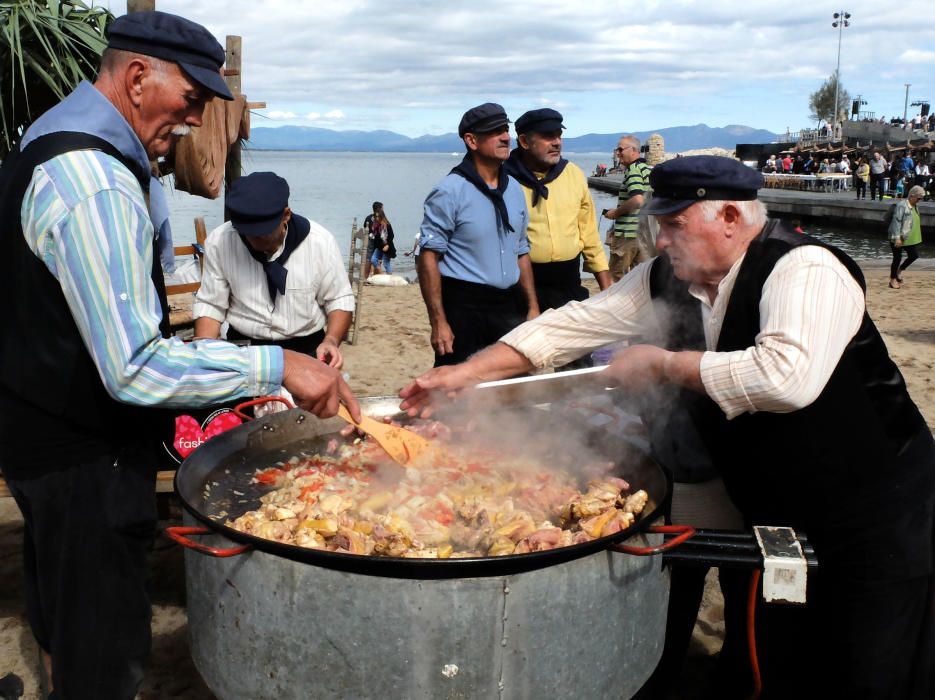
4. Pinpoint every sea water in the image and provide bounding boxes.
[164,150,929,275]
